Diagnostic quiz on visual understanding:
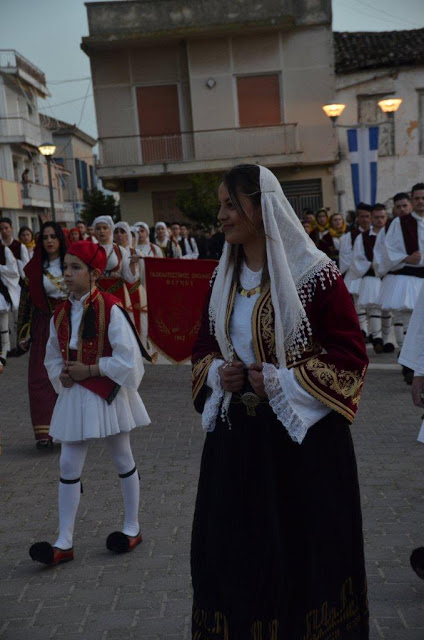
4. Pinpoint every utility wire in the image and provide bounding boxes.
[350,0,419,29]
[48,76,91,85]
